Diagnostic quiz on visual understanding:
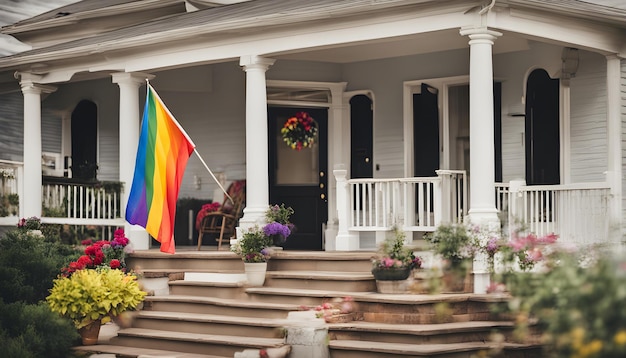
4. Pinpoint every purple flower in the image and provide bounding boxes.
[263,222,291,238]
[486,238,500,256]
